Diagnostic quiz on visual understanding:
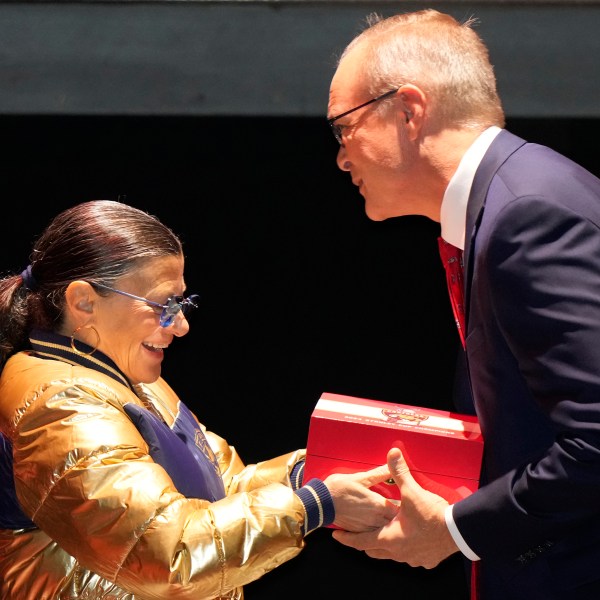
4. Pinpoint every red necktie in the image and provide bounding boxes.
[471,561,480,600]
[439,238,478,599]
[438,237,466,348]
